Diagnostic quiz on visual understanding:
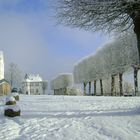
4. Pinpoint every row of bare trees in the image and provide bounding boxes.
[73,33,139,96]
[50,73,73,95]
